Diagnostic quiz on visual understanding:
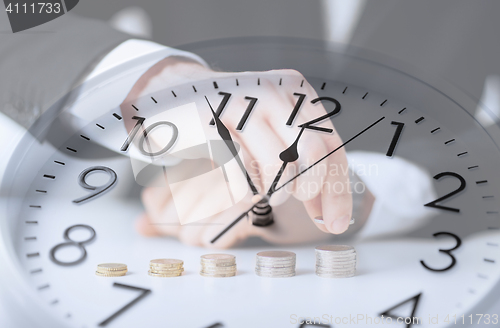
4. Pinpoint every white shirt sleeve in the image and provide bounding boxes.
[85,39,209,82]
[347,151,438,240]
